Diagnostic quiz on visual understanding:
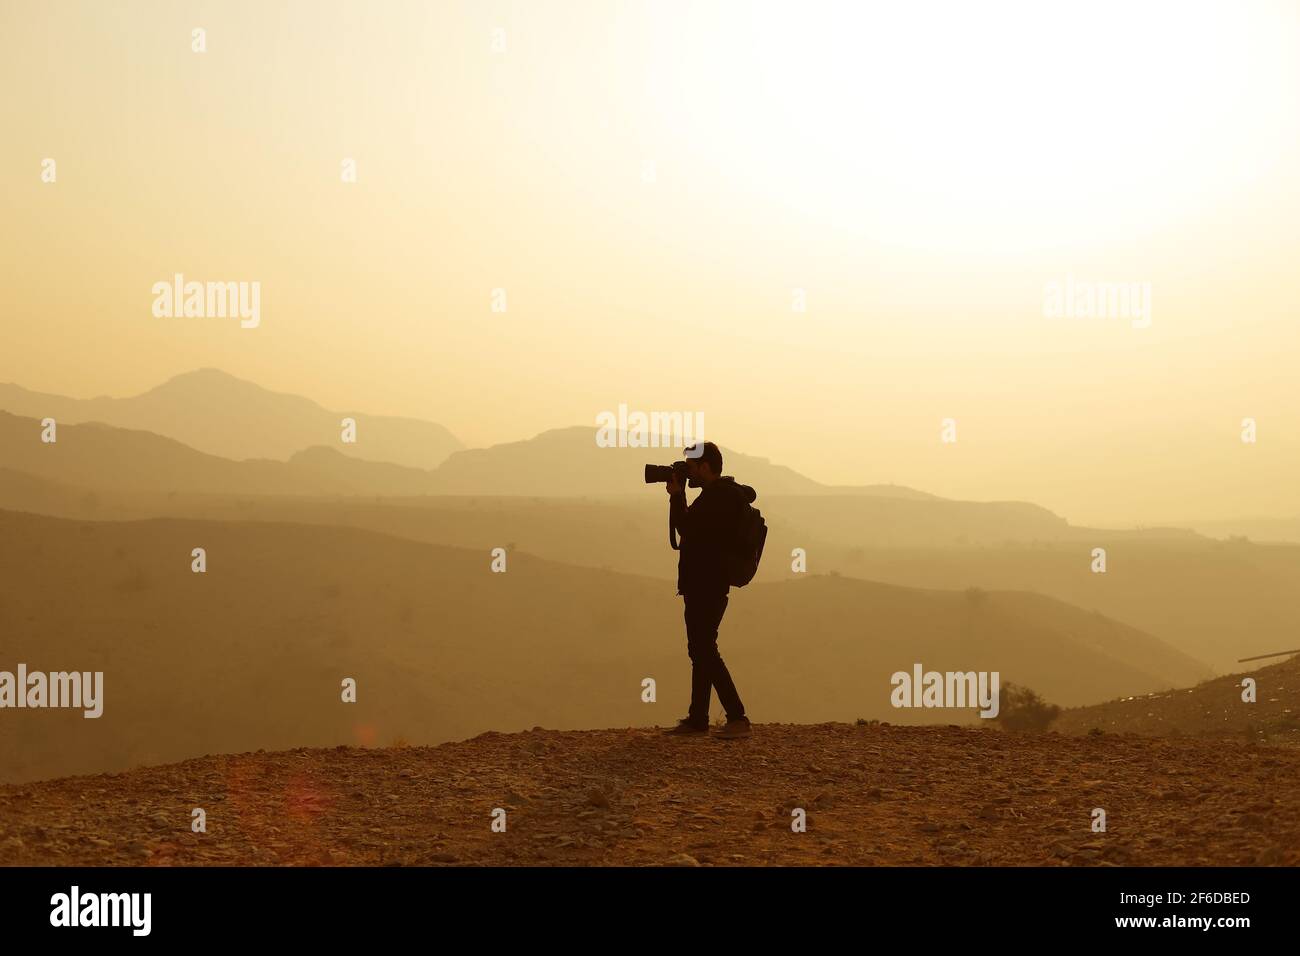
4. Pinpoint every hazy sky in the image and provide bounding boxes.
[3,0,1299,525]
